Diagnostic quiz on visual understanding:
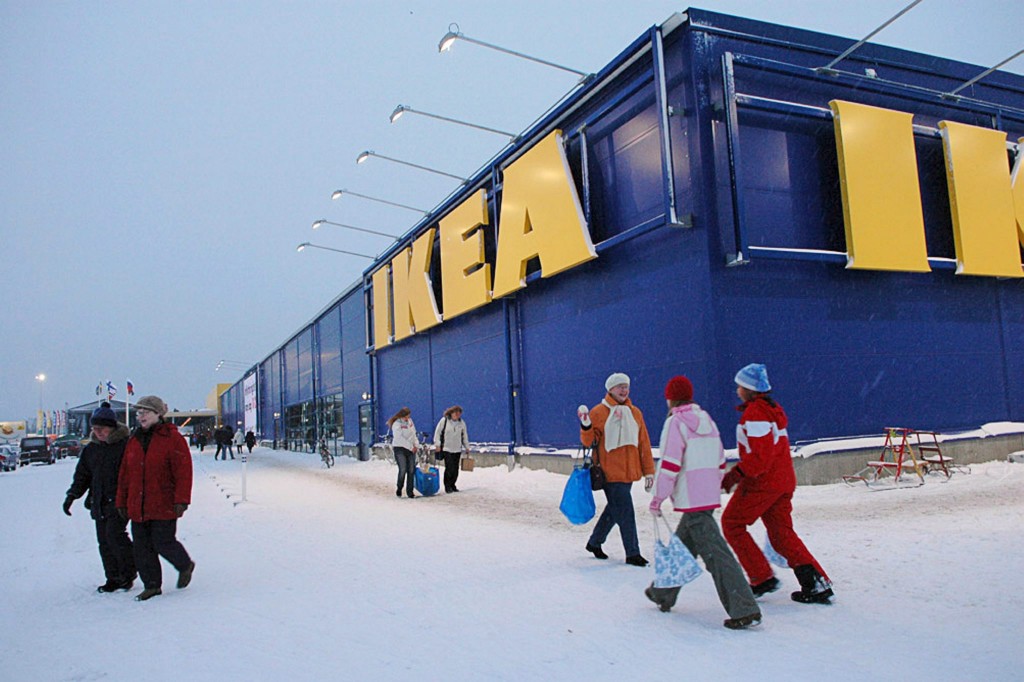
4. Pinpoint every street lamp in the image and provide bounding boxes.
[311,219,400,239]
[296,242,376,259]
[35,373,45,434]
[356,150,468,183]
[330,189,428,215]
[389,104,517,140]
[438,23,590,80]
[216,360,254,372]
